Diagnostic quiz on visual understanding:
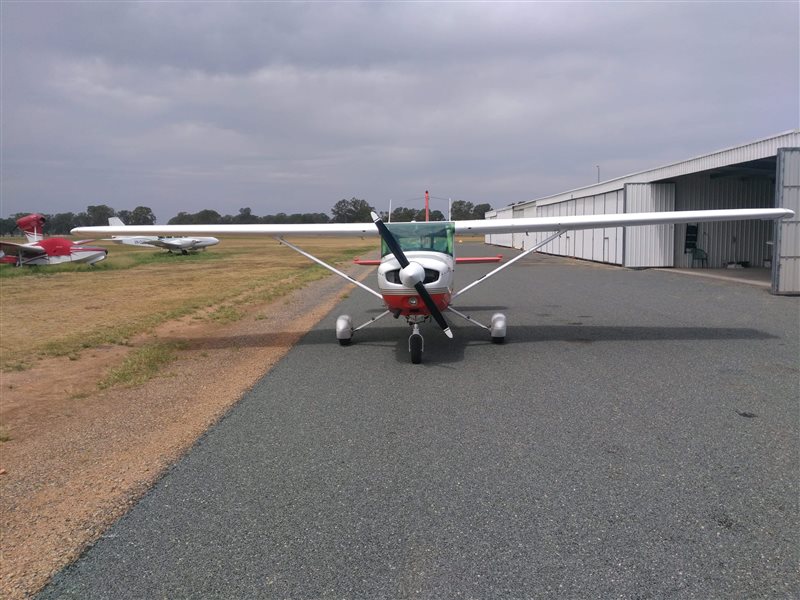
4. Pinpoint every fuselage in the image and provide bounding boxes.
[373,221,456,317]
[378,251,454,315]
[111,236,219,251]
[0,237,108,266]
